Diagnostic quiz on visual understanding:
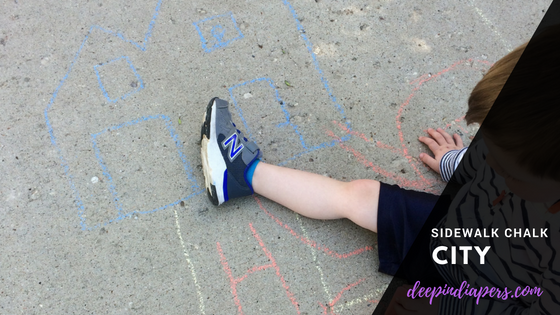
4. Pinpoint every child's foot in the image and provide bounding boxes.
[200,97,262,205]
